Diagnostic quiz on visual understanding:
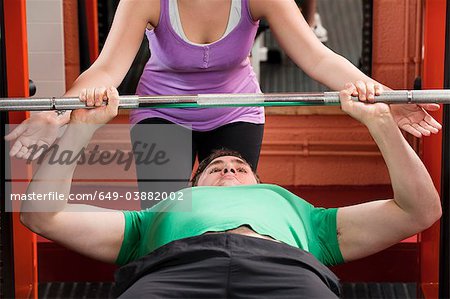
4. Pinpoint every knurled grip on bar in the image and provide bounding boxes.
[53,95,140,110]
